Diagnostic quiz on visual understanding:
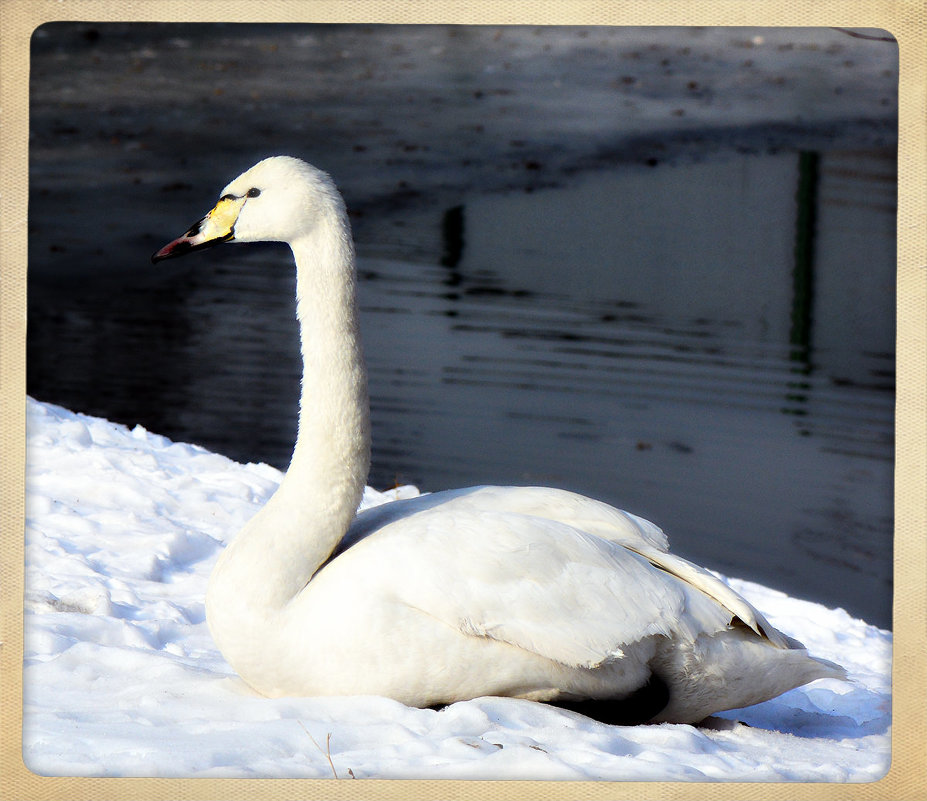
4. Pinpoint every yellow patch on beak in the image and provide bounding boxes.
[152,195,247,263]
[200,195,247,241]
